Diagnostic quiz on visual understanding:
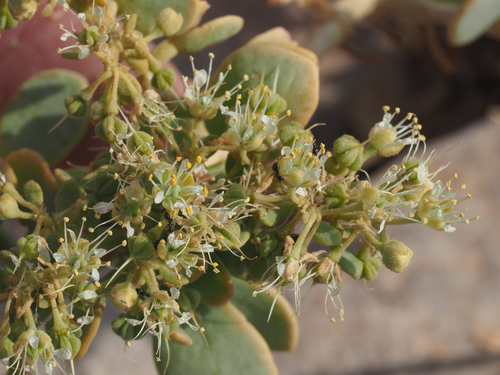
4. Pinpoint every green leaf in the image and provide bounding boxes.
[0,69,88,164]
[231,277,298,351]
[313,221,342,247]
[115,0,209,35]
[55,179,84,212]
[206,27,319,135]
[189,256,234,306]
[156,303,278,375]
[448,0,500,45]
[5,149,57,212]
